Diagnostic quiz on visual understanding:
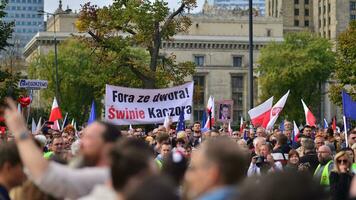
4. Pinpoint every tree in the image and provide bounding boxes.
[76,0,196,89]
[0,0,14,51]
[29,39,165,123]
[329,21,356,105]
[0,1,23,103]
[258,32,335,123]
